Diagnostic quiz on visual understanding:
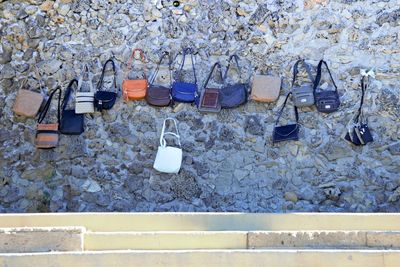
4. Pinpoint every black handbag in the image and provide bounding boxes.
[60,79,84,135]
[313,60,340,113]
[344,75,373,146]
[94,58,118,111]
[220,55,248,108]
[272,92,300,143]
